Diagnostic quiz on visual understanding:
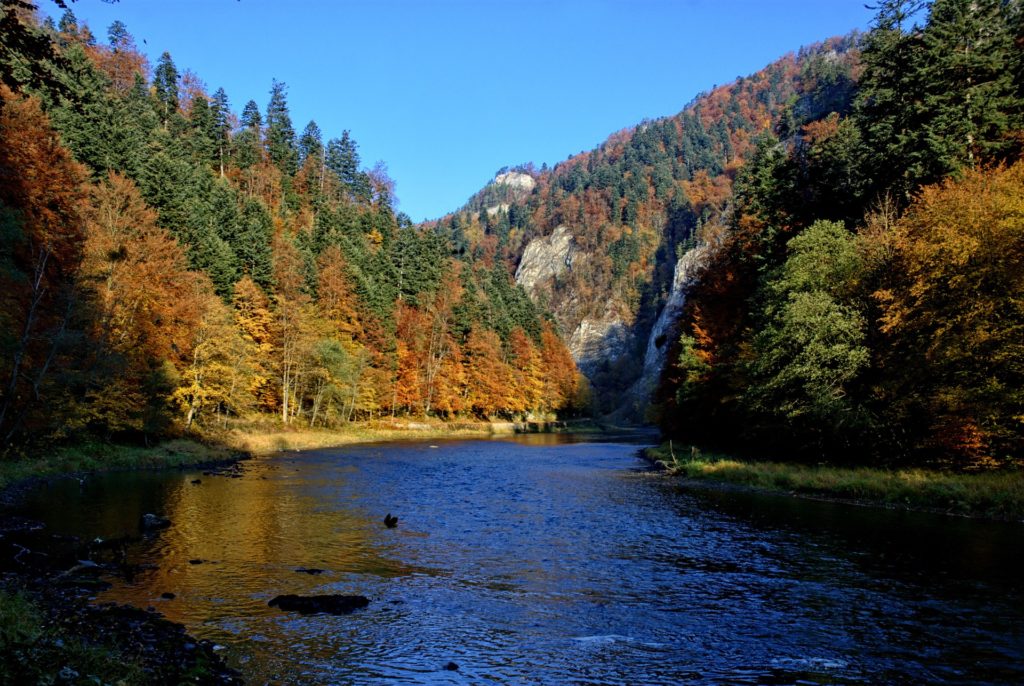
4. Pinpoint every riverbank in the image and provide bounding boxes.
[0,418,585,502]
[0,514,242,684]
[219,418,576,455]
[645,443,1024,522]
[0,439,242,500]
